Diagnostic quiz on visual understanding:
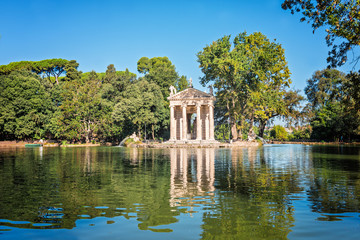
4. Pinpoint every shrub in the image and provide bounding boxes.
[270,125,288,141]
[288,127,312,140]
